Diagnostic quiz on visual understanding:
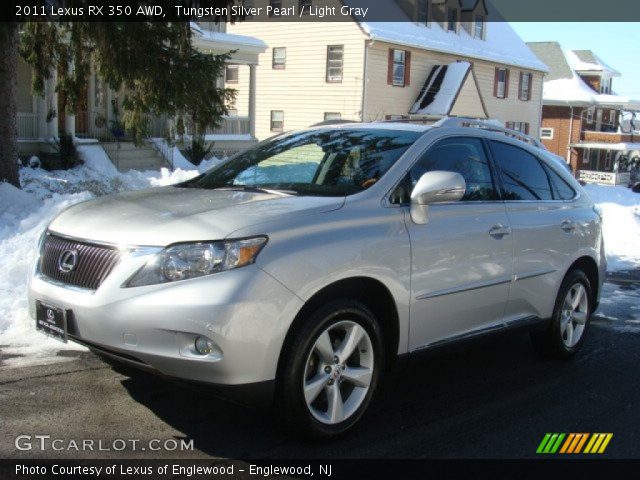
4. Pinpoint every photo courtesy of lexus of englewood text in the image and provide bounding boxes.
[1,1,640,479]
